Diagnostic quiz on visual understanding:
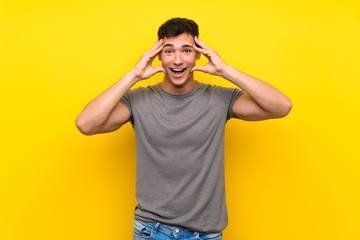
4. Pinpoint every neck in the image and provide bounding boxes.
[161,76,195,95]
